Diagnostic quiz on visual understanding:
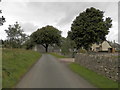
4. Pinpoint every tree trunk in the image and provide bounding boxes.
[45,44,48,52]
[42,44,49,53]
[45,47,48,52]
